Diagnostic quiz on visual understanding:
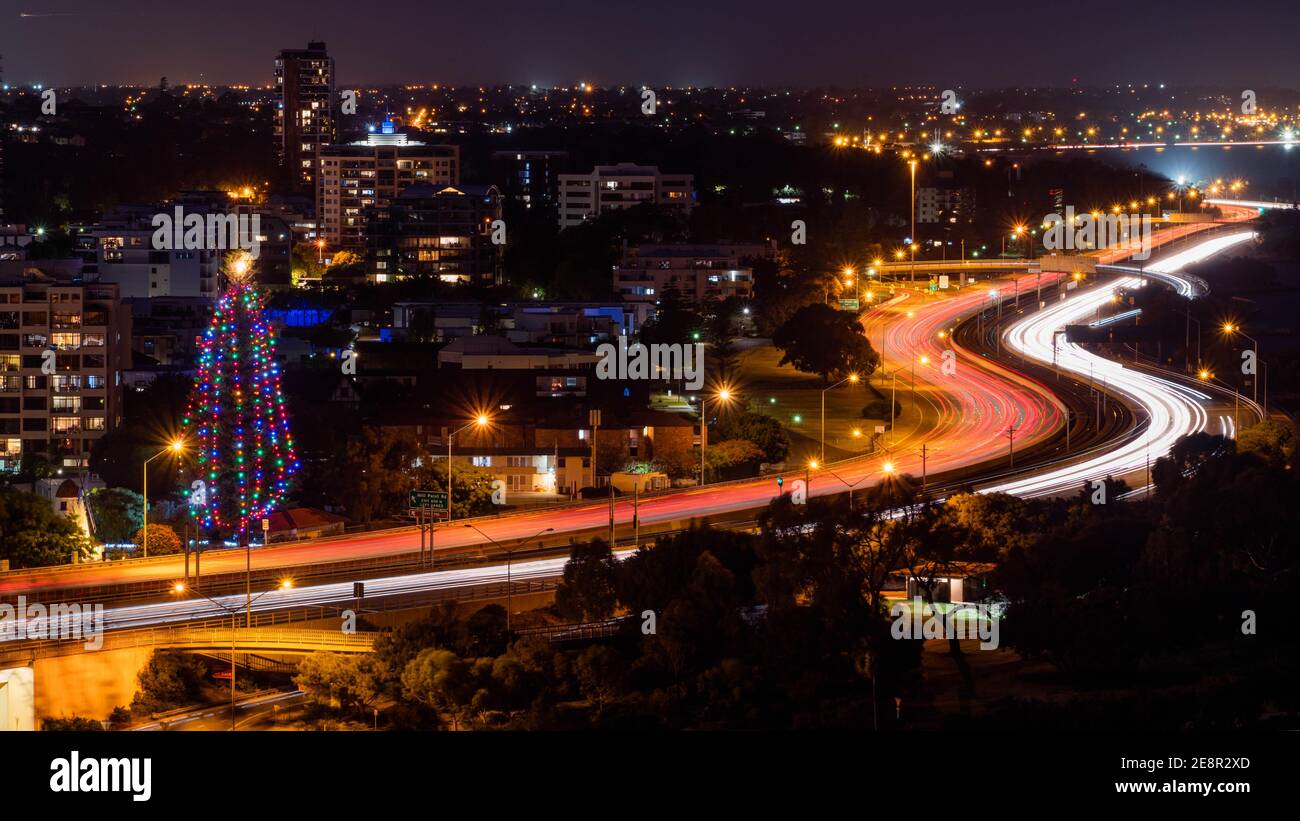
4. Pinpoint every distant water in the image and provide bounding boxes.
[1057,144,1300,202]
